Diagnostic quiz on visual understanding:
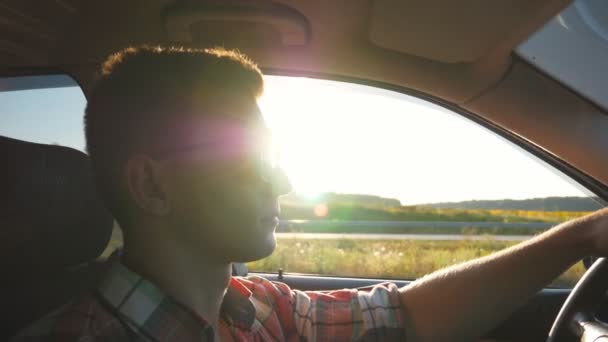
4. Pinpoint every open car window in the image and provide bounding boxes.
[249,75,603,288]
